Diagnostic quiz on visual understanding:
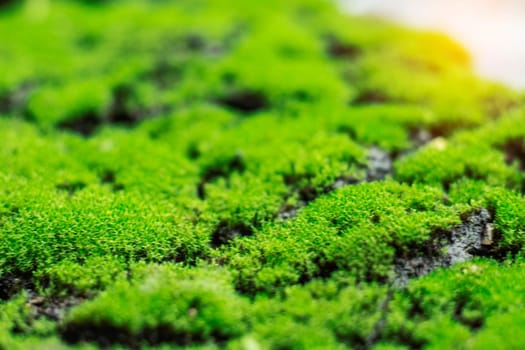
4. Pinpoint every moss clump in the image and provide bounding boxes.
[1,0,525,348]
[61,265,248,348]
[218,181,461,295]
